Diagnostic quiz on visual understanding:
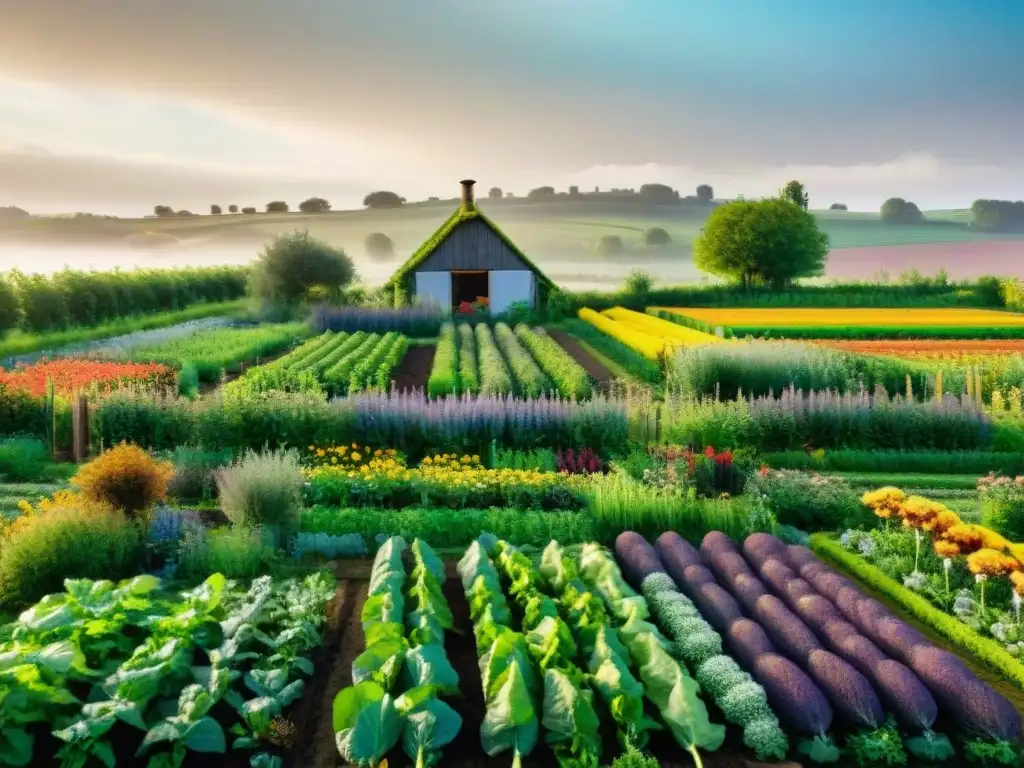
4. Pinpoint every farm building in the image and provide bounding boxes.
[387,180,554,313]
